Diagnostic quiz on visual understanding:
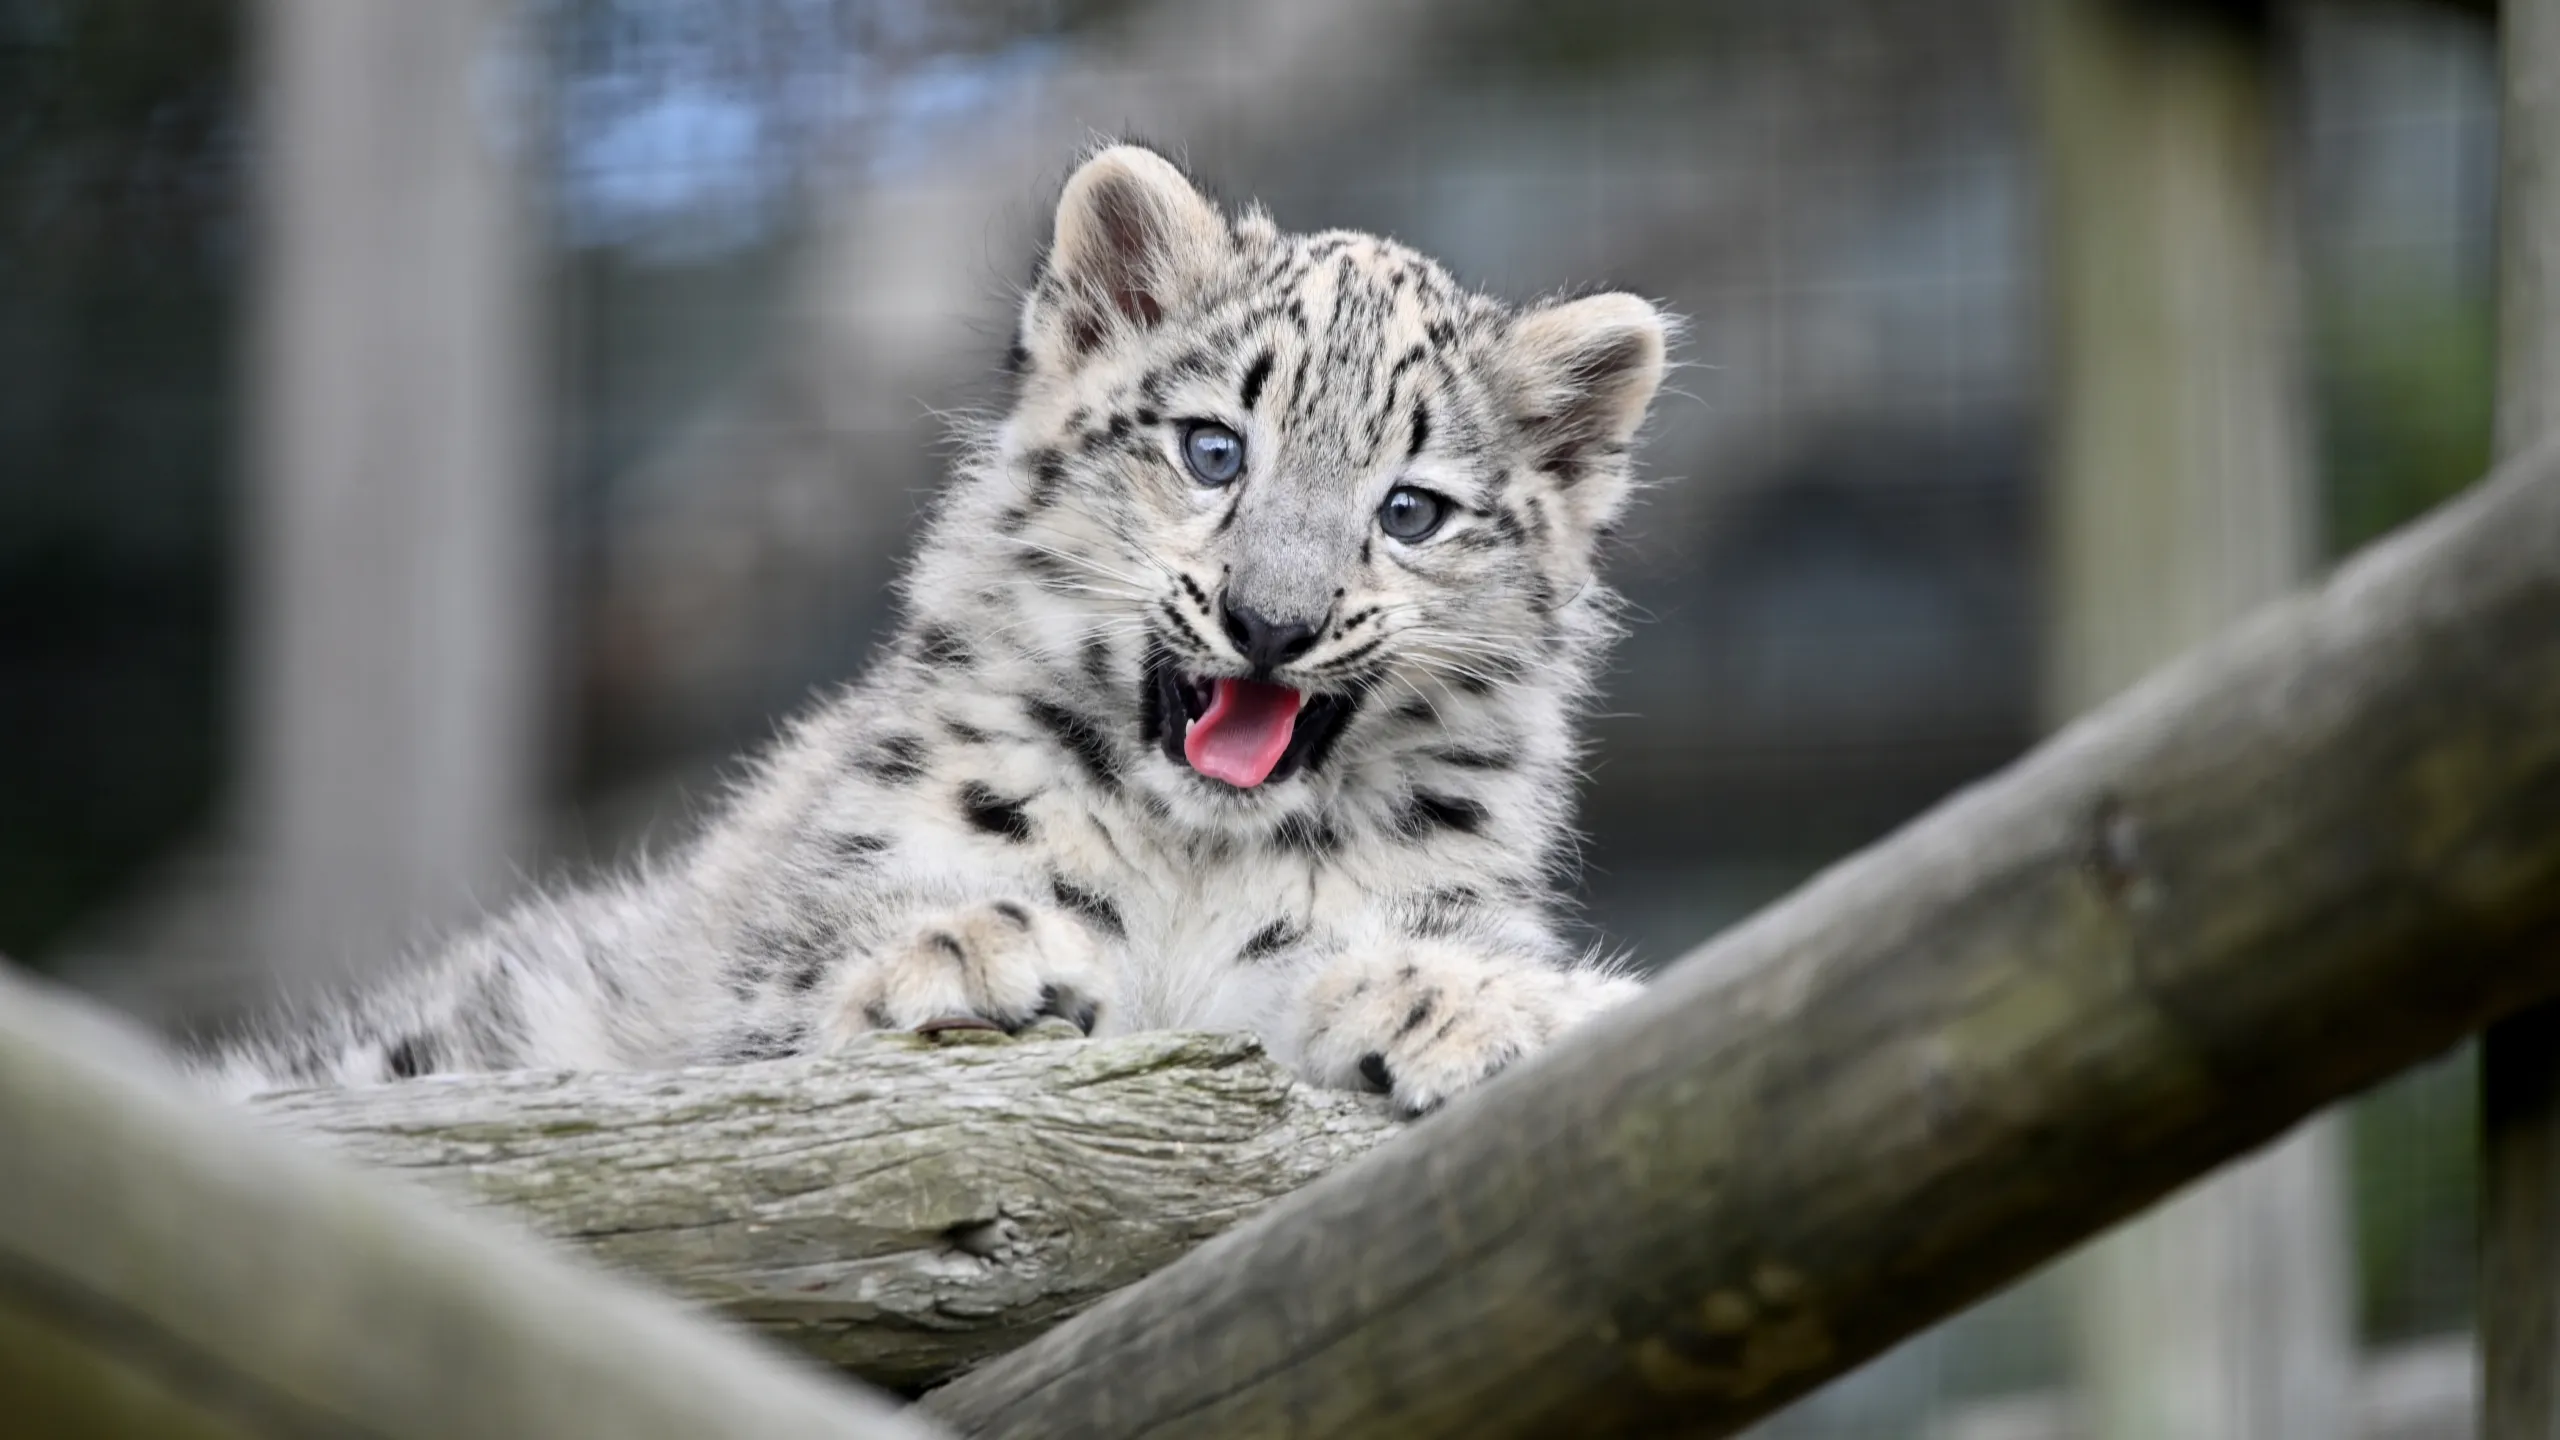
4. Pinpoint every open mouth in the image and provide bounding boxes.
[1147,650,1353,789]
